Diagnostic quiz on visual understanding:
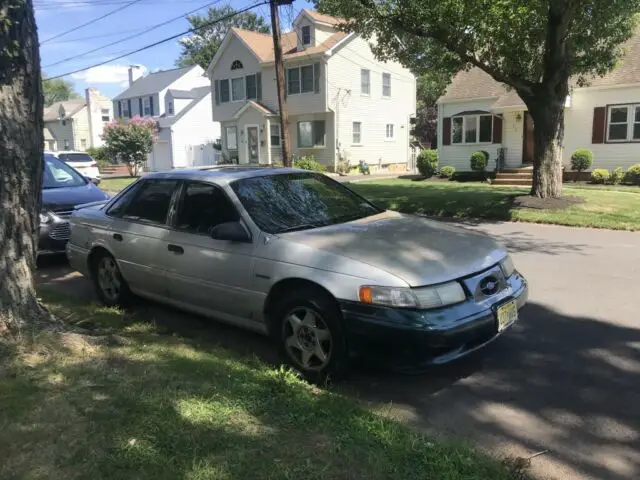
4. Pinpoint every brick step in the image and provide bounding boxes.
[496,172,533,179]
[500,168,534,174]
[492,178,533,186]
[496,174,533,181]
[99,165,130,175]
